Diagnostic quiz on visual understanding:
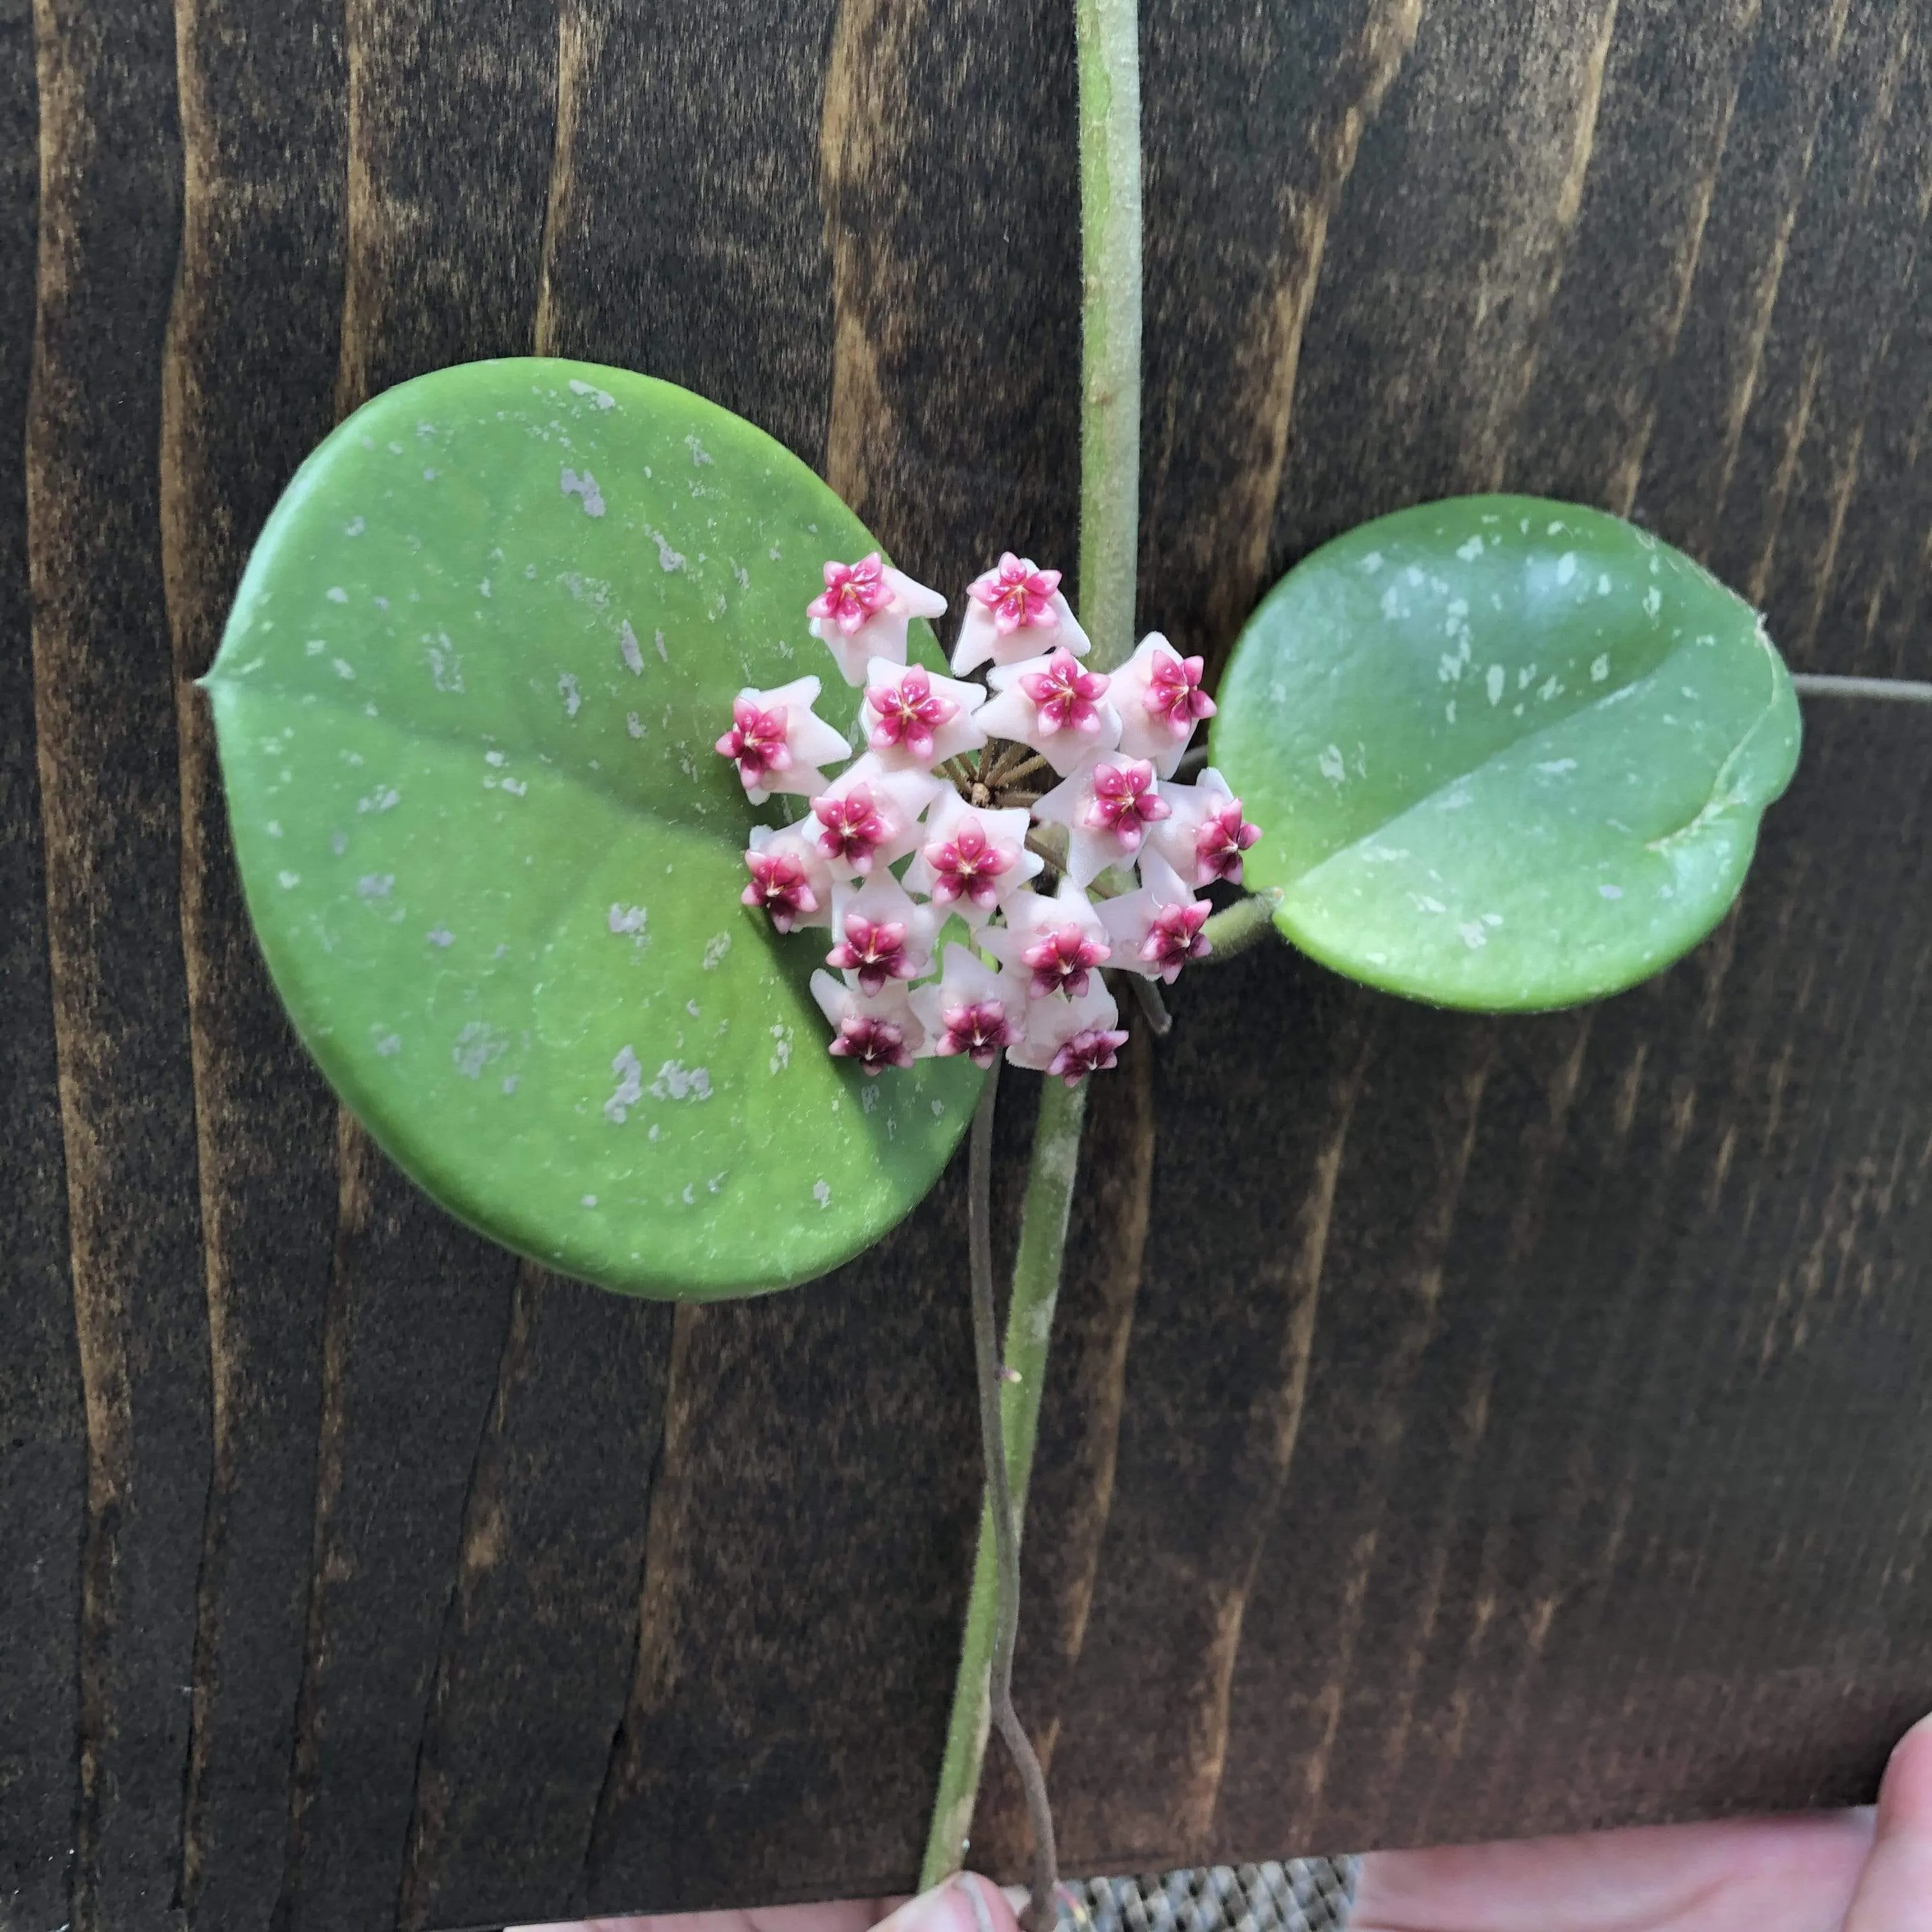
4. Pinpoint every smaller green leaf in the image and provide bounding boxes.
[1213,495,1800,1011]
